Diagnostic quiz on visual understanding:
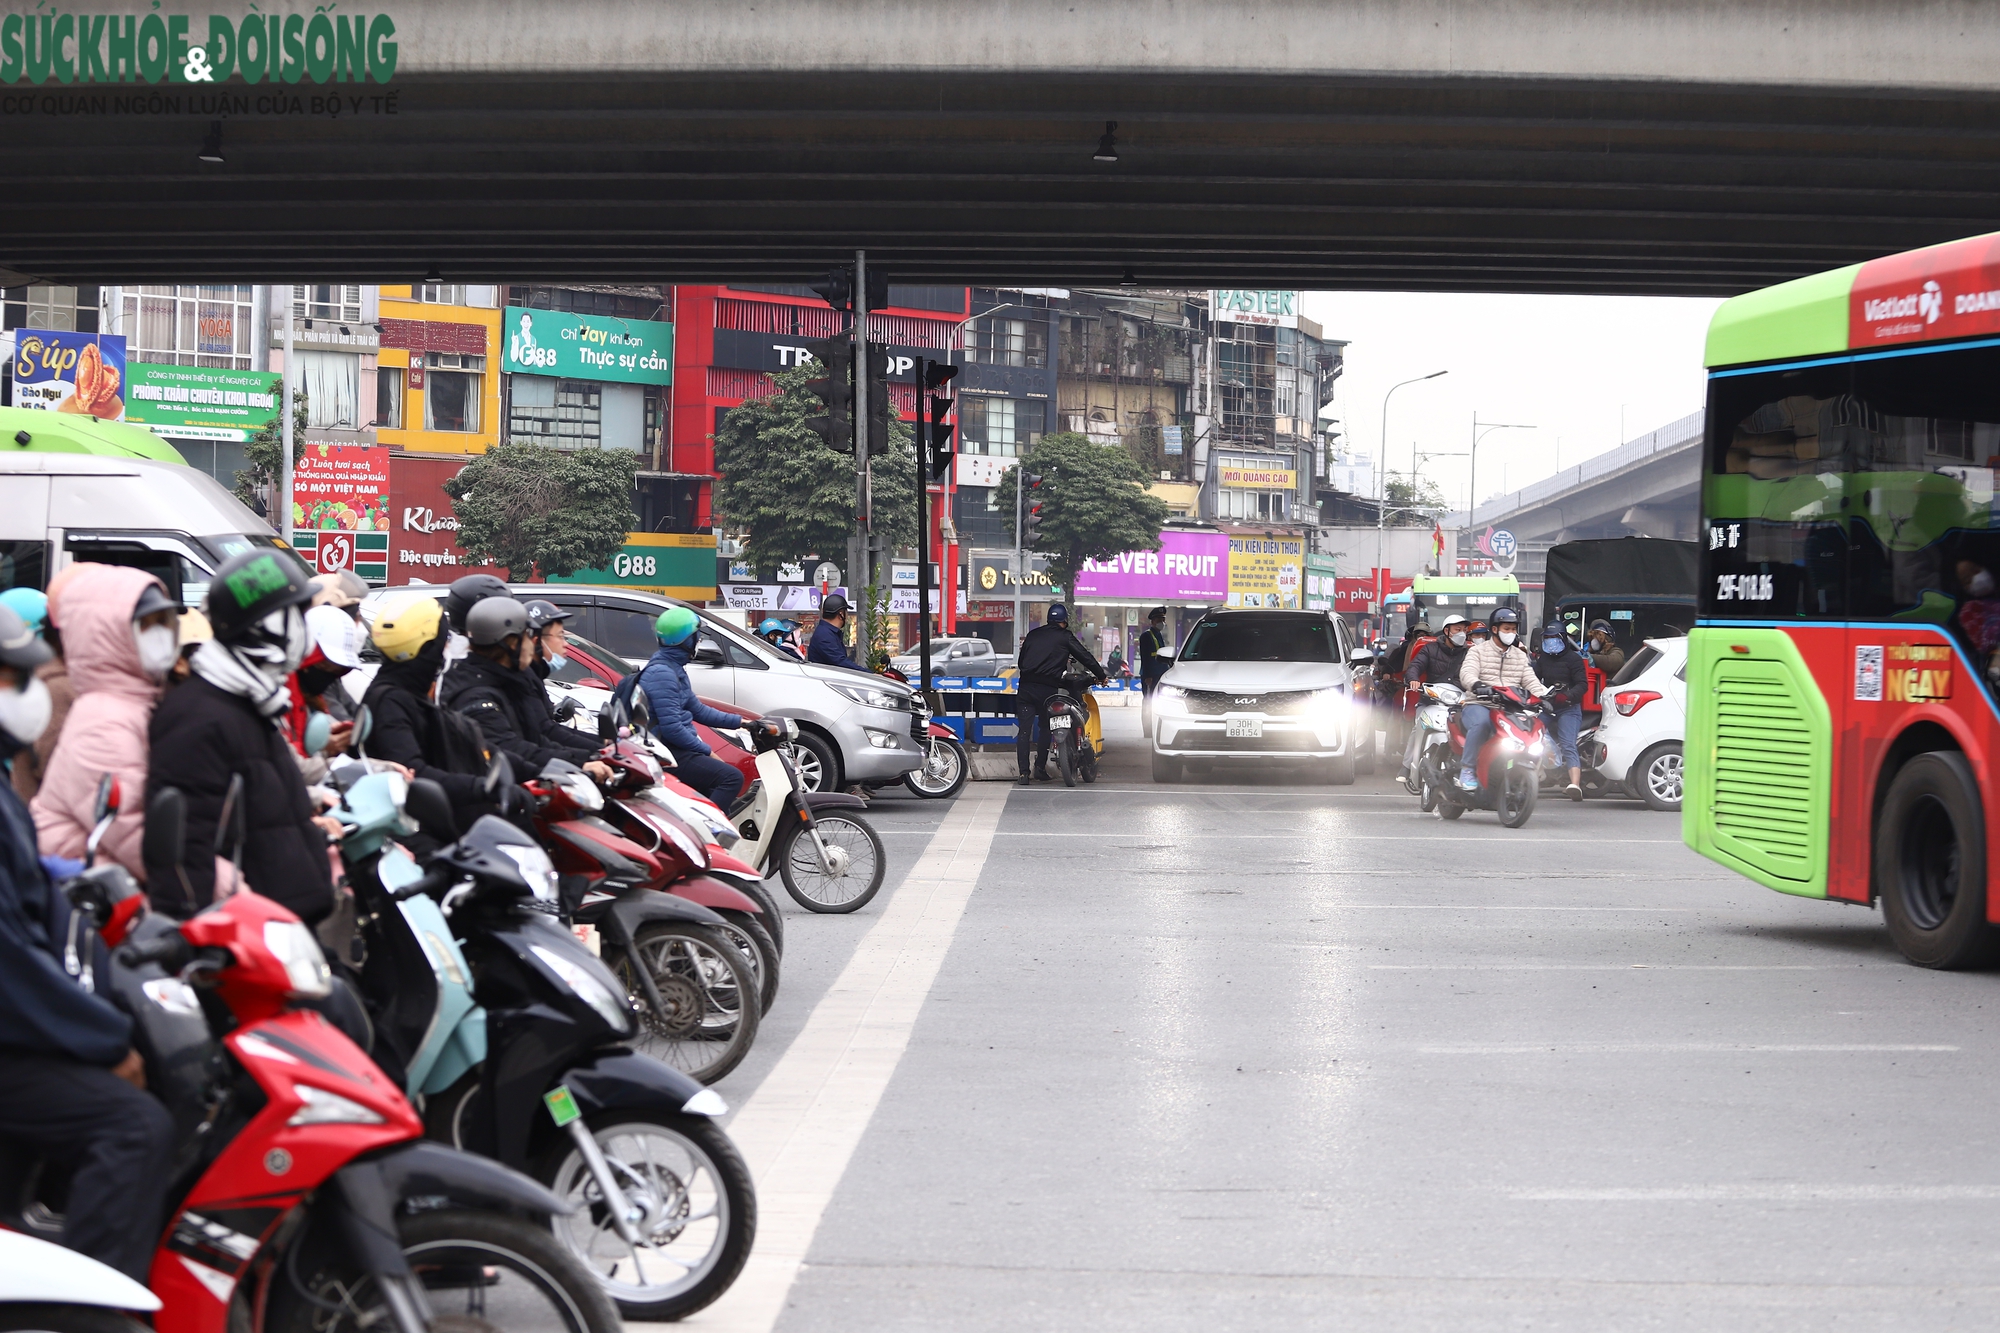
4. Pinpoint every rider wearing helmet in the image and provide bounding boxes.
[637,606,761,811]
[1454,606,1547,791]
[807,593,865,672]
[1398,614,1474,781]
[1536,619,1589,801]
[1583,617,1626,677]
[441,596,612,782]
[1011,603,1106,786]
[520,599,600,752]
[758,617,803,661]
